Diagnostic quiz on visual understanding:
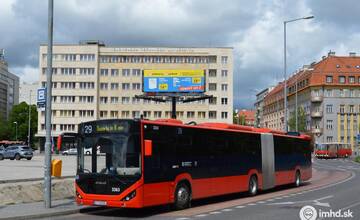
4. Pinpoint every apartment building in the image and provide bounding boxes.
[254,86,273,127]
[19,82,38,104]
[263,52,360,151]
[37,41,233,145]
[0,50,19,120]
